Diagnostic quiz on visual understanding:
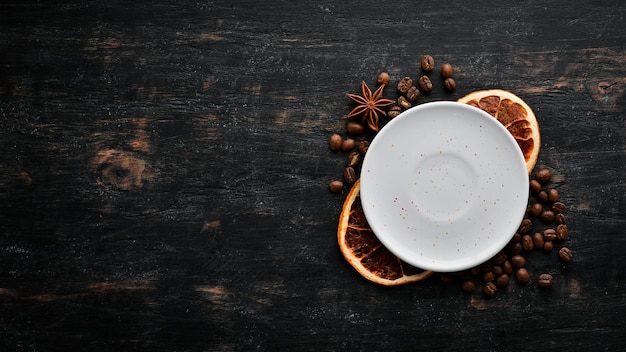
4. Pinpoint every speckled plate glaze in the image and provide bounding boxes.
[360,101,529,272]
